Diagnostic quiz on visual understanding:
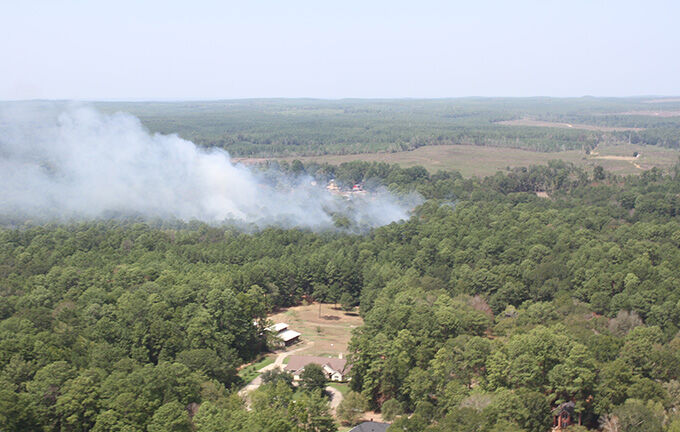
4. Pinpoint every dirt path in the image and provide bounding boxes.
[589,145,644,170]
[238,342,313,397]
[325,386,344,413]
